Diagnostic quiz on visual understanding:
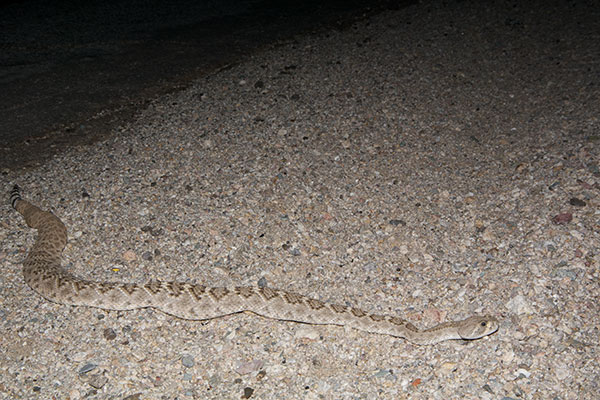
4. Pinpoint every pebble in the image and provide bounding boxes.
[181,354,195,368]
[551,212,572,225]
[553,363,571,380]
[257,277,268,287]
[103,328,117,340]
[516,368,531,378]
[242,387,255,399]
[438,362,457,374]
[373,369,394,379]
[389,219,405,226]
[85,373,108,389]
[569,197,586,206]
[505,295,534,315]
[71,352,88,363]
[294,326,320,340]
[122,250,137,261]
[123,394,142,400]
[569,230,583,241]
[482,384,494,394]
[236,359,264,375]
[501,349,515,364]
[78,363,97,374]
